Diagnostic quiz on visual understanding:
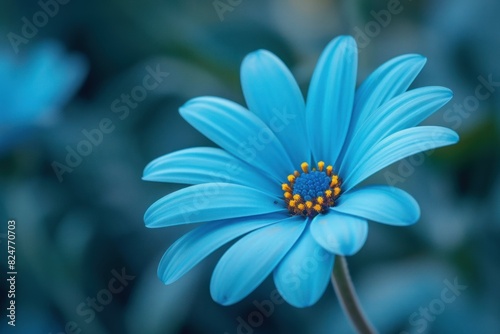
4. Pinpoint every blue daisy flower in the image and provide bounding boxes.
[0,40,88,153]
[143,36,459,307]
